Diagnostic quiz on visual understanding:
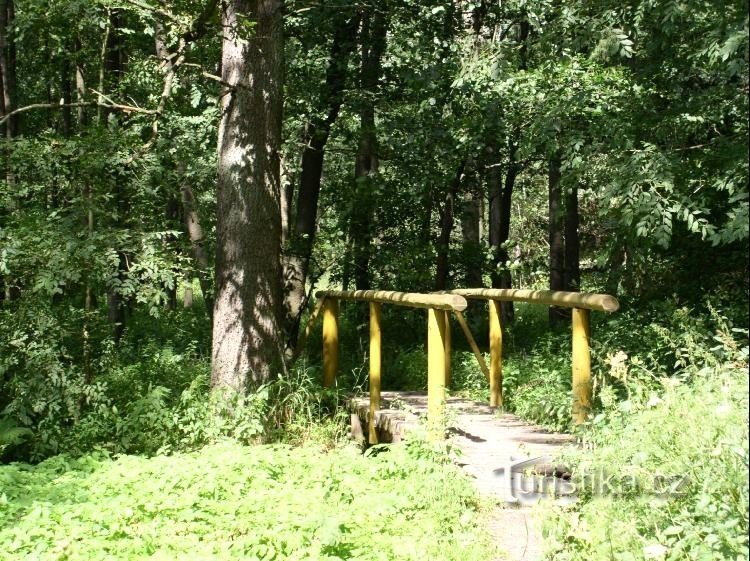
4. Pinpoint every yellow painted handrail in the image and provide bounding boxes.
[446,288,619,312]
[313,289,455,442]
[316,290,467,311]
[442,287,619,424]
